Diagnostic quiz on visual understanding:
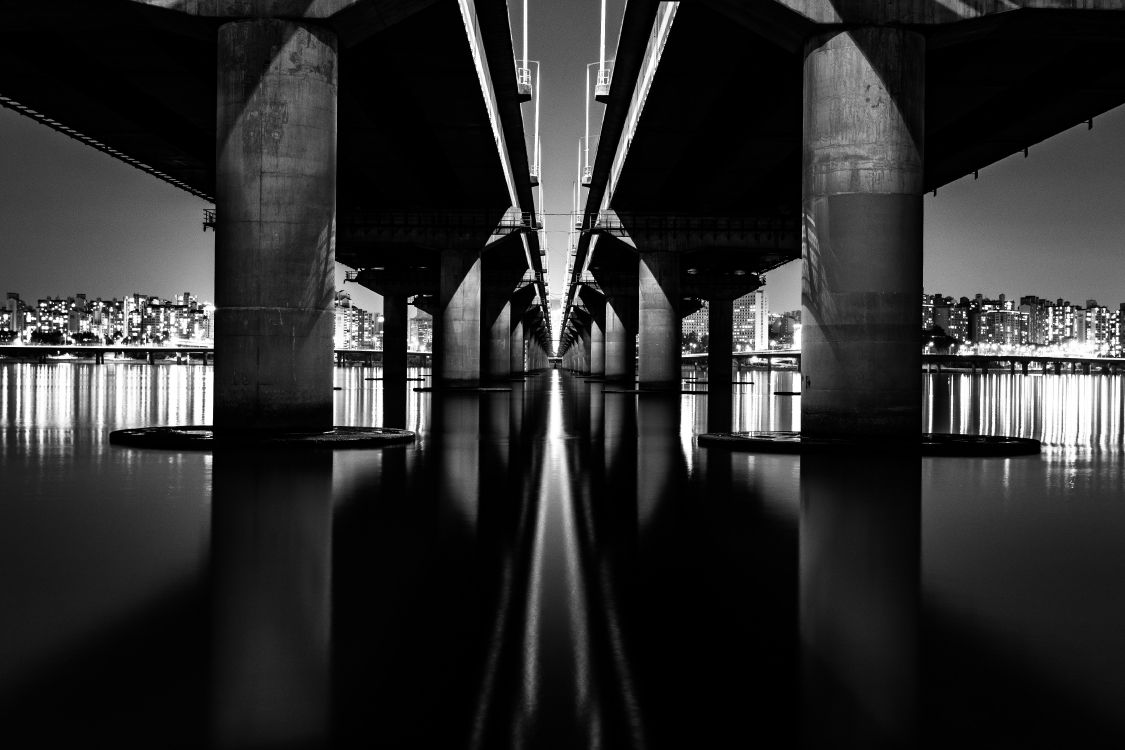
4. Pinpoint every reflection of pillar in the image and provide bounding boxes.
[638,251,680,390]
[707,299,733,432]
[636,396,681,528]
[802,28,924,439]
[605,294,636,383]
[215,20,337,431]
[211,450,333,749]
[383,293,408,428]
[510,318,525,375]
[800,453,919,747]
[436,248,481,386]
